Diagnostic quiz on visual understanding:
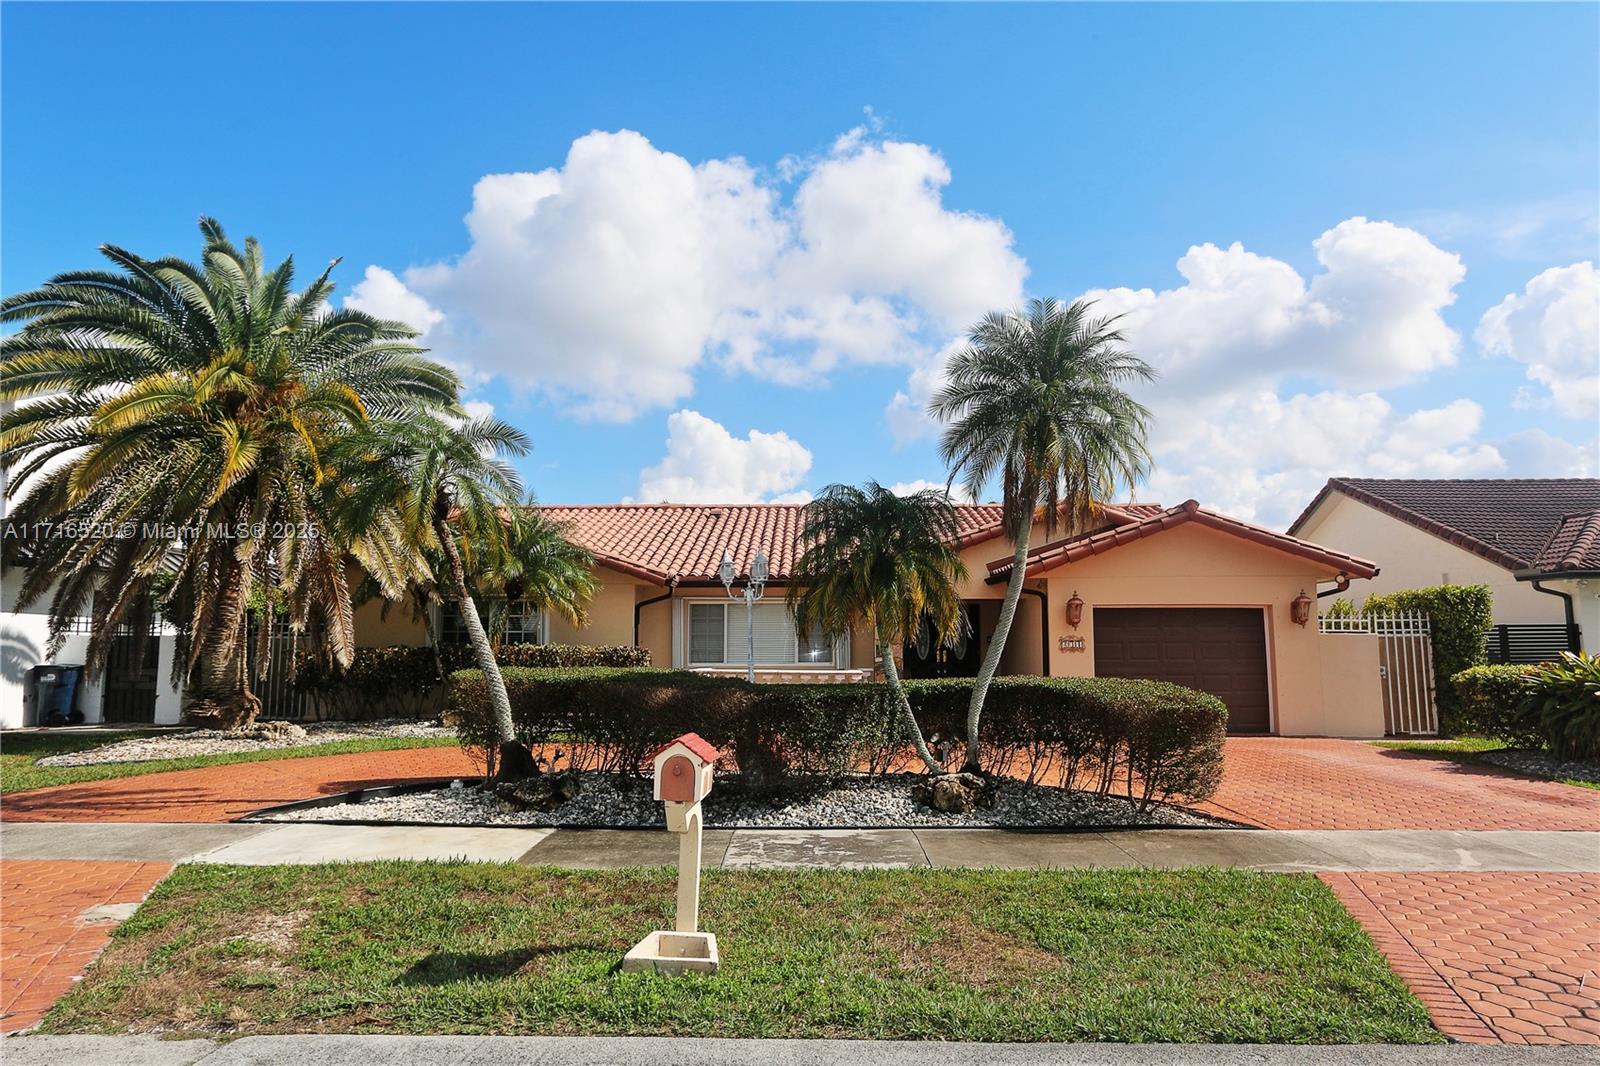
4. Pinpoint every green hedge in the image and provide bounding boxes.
[292,643,651,720]
[447,668,1228,810]
[439,642,651,671]
[1450,664,1537,746]
[1364,585,1492,735]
